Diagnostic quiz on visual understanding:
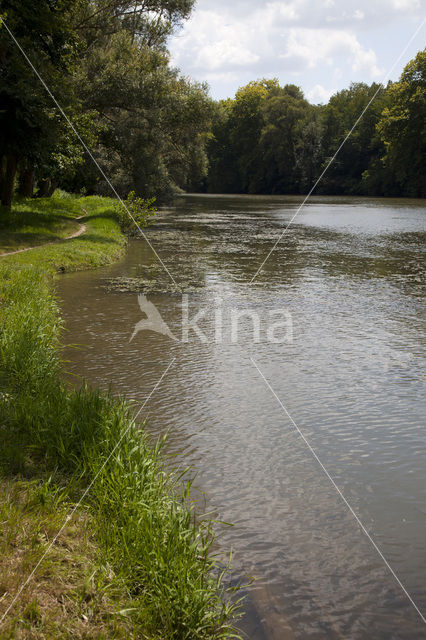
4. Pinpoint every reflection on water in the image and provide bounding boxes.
[58,195,426,639]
